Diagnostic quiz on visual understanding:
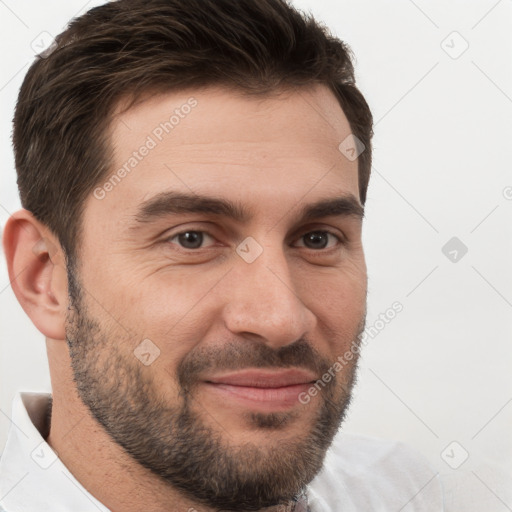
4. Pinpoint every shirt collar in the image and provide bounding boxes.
[0,391,110,512]
[0,392,314,512]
